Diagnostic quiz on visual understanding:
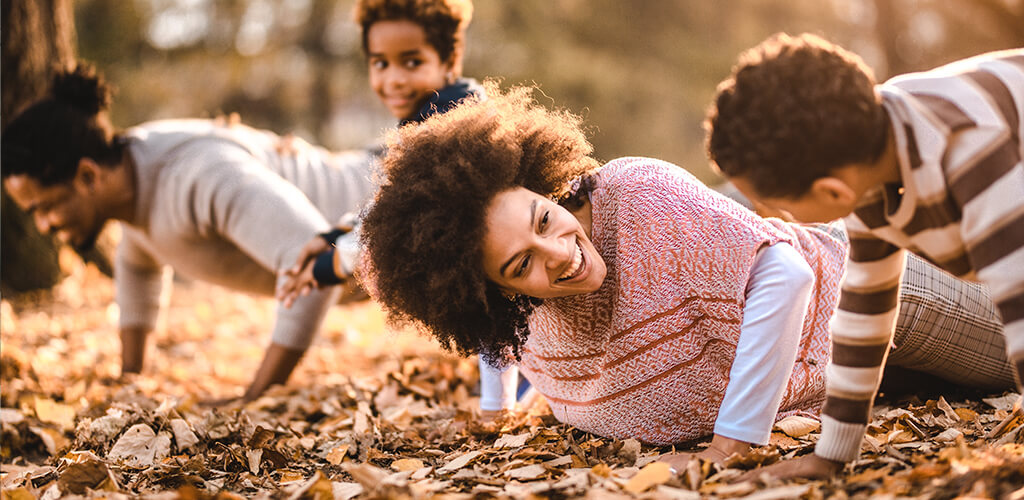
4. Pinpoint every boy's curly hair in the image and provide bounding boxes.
[705,33,888,198]
[361,83,600,363]
[355,0,473,69]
